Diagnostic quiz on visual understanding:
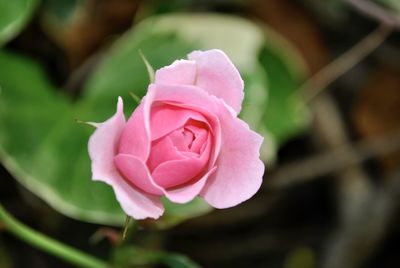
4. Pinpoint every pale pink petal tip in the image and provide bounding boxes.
[188,49,244,114]
[155,59,197,85]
